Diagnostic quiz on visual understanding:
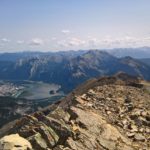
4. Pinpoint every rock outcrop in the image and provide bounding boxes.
[0,134,32,150]
[0,73,150,149]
